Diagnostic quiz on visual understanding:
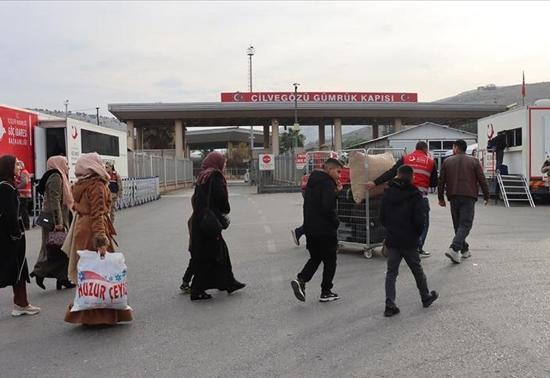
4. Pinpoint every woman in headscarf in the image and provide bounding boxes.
[187,151,245,301]
[30,156,75,290]
[63,153,132,325]
[0,155,41,316]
